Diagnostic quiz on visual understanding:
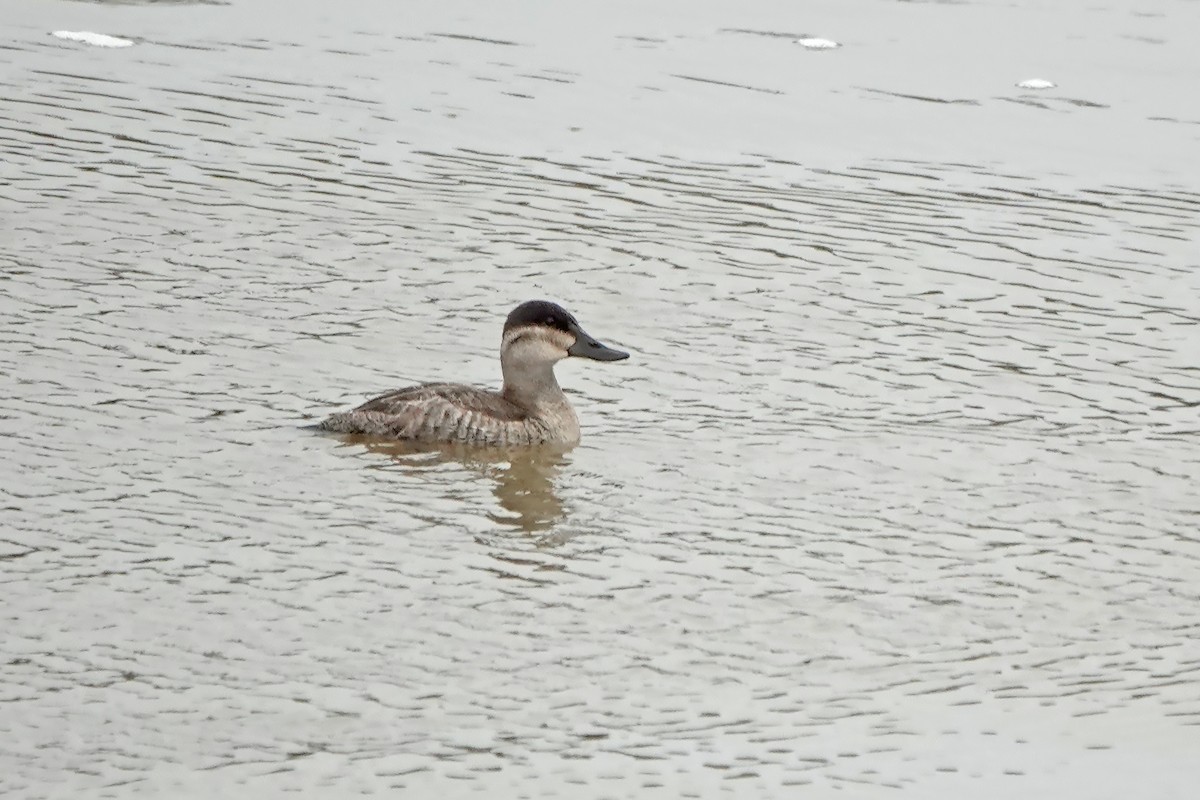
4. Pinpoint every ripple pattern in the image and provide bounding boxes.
[3,2,1200,798]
